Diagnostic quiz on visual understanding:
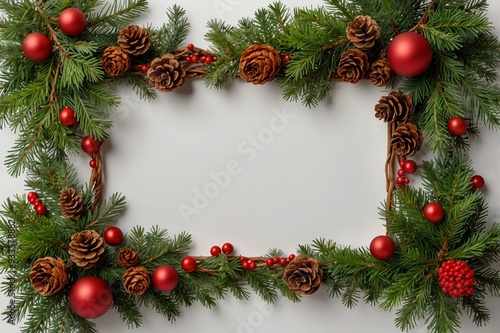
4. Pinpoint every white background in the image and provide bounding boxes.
[2,0,500,332]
